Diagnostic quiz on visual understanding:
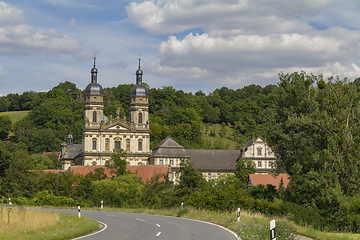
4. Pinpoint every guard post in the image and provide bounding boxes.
[78,206,81,218]
[270,219,276,240]
[237,208,240,222]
